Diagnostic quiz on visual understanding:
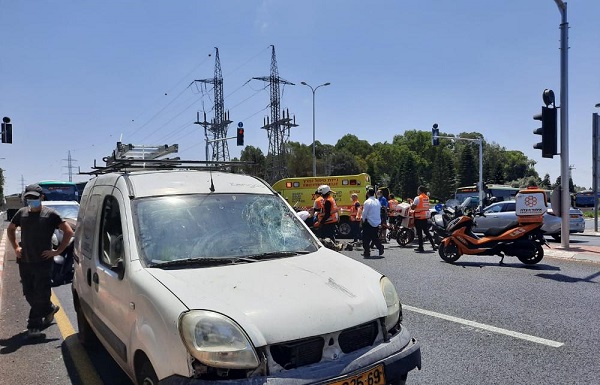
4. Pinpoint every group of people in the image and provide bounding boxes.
[304,183,437,257]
